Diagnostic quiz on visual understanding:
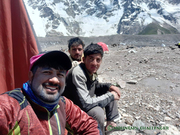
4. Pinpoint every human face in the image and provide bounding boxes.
[83,53,102,75]
[29,67,66,104]
[69,45,83,61]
